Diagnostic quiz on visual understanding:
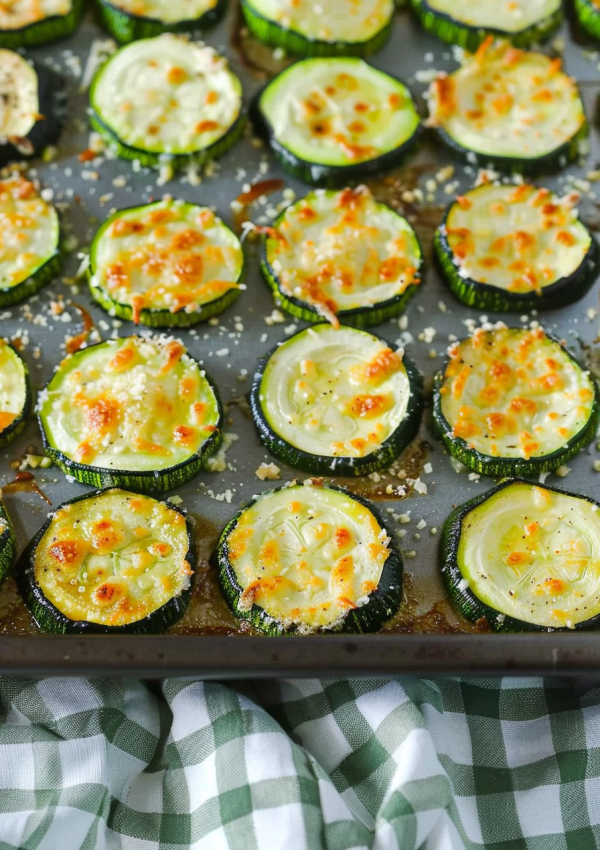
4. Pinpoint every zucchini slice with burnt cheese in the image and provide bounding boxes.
[0,0,83,48]
[251,324,423,477]
[575,0,600,40]
[38,336,223,493]
[97,0,226,44]
[89,199,243,327]
[442,479,600,632]
[253,58,421,186]
[435,183,599,312]
[433,326,599,478]
[261,186,422,327]
[411,0,562,51]
[0,338,31,448]
[18,488,195,634]
[217,481,403,635]
[0,500,16,586]
[89,35,245,170]
[428,40,587,174]
[241,0,394,58]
